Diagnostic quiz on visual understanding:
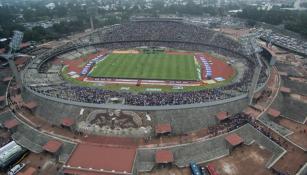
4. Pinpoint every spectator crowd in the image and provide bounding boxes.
[25,20,269,106]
